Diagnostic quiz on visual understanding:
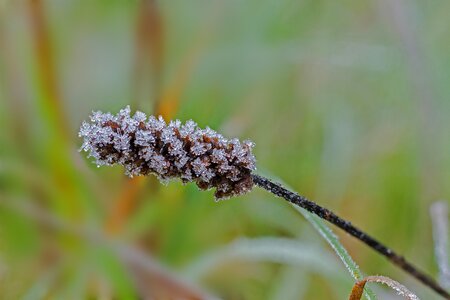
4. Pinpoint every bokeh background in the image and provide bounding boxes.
[1,0,450,299]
